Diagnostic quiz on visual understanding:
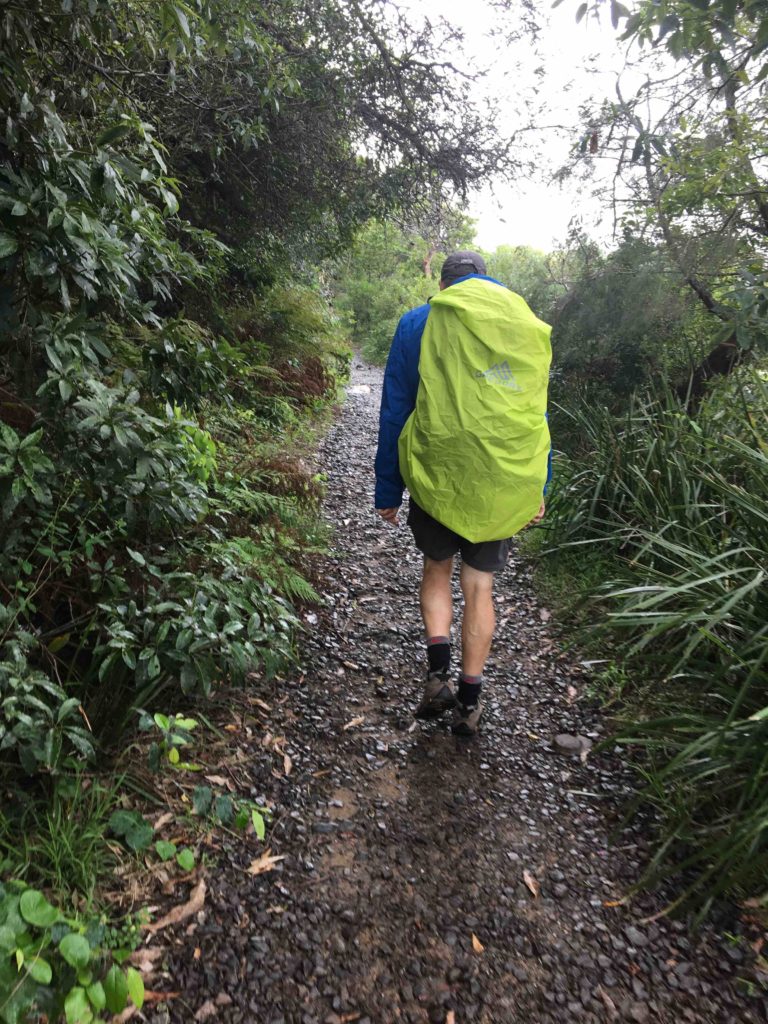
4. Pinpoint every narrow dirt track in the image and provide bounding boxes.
[163,360,766,1024]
